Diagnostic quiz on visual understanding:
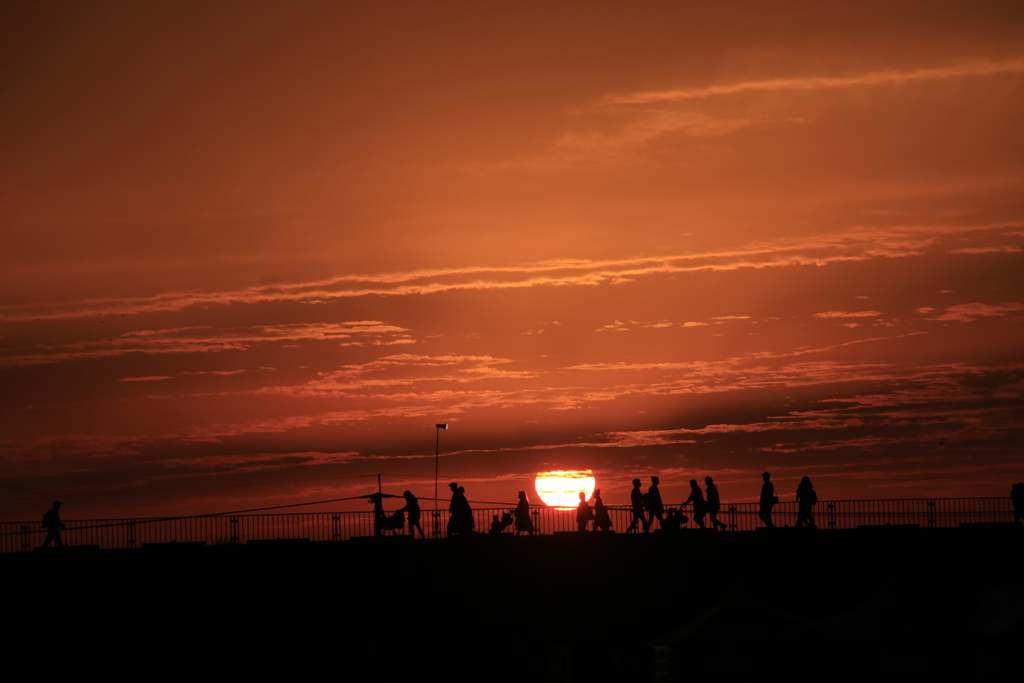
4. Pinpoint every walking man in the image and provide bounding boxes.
[645,476,665,531]
[758,472,776,528]
[41,500,66,548]
[705,476,727,531]
[626,478,648,533]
